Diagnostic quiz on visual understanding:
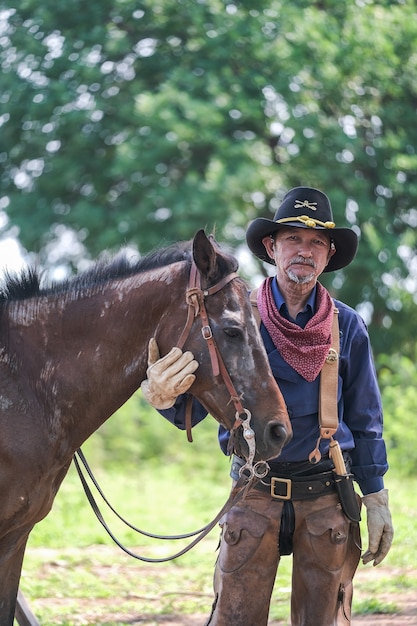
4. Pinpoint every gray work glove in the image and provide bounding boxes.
[362,489,394,566]
[140,338,199,409]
